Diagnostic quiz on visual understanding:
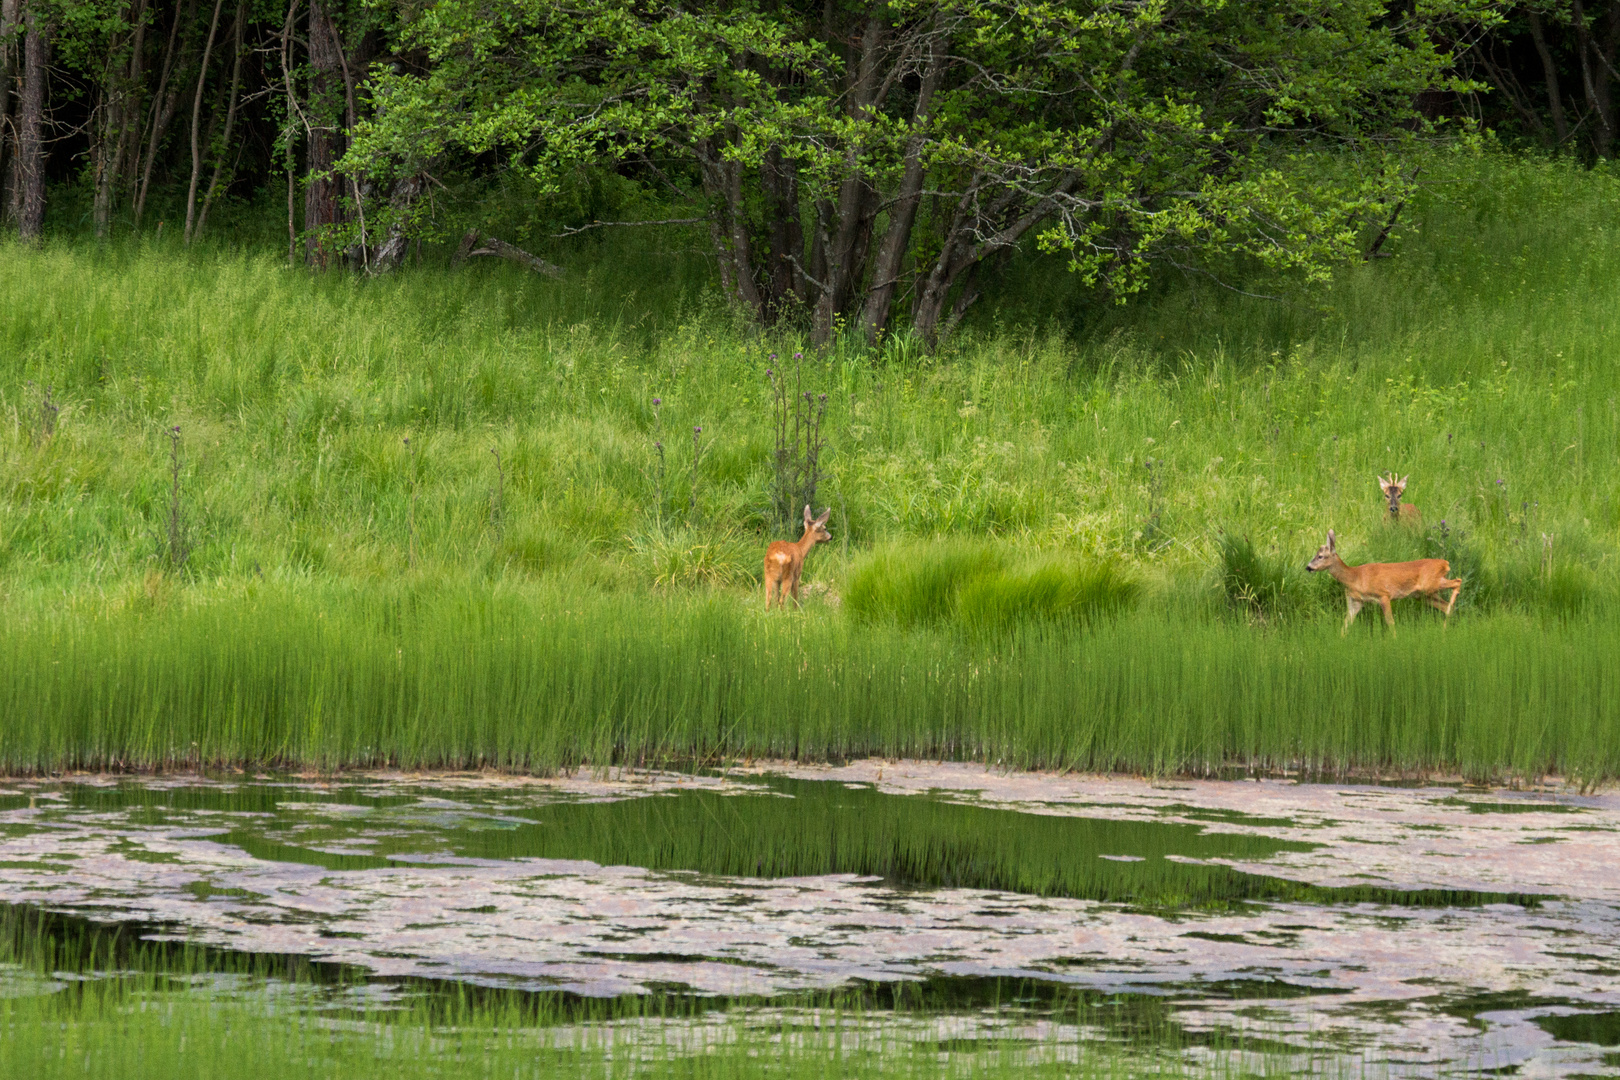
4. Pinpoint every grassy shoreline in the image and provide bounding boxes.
[3,153,1617,781]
